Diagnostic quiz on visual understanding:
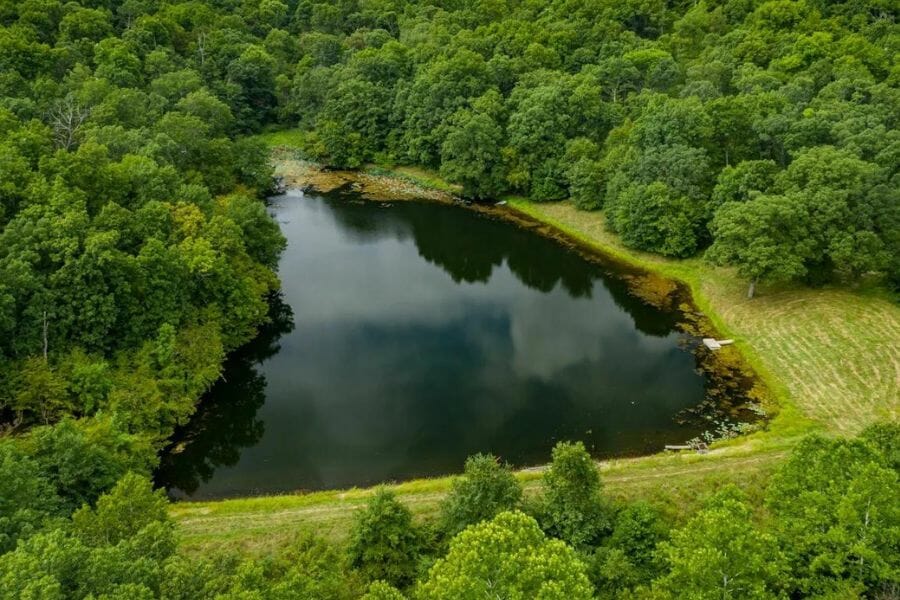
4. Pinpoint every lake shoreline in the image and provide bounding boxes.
[160,158,770,501]
[168,144,897,554]
[272,157,771,434]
